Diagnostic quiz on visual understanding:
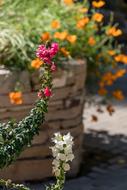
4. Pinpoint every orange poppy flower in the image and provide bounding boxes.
[60,47,70,56]
[76,17,90,29]
[88,36,96,46]
[41,32,51,41]
[54,31,68,40]
[67,35,77,43]
[108,50,116,56]
[31,58,44,69]
[98,88,107,96]
[92,0,105,8]
[102,72,115,86]
[9,92,23,105]
[112,90,124,100]
[64,0,73,5]
[114,69,126,78]
[92,13,104,22]
[79,7,88,13]
[106,27,122,37]
[114,54,124,62]
[51,20,60,29]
